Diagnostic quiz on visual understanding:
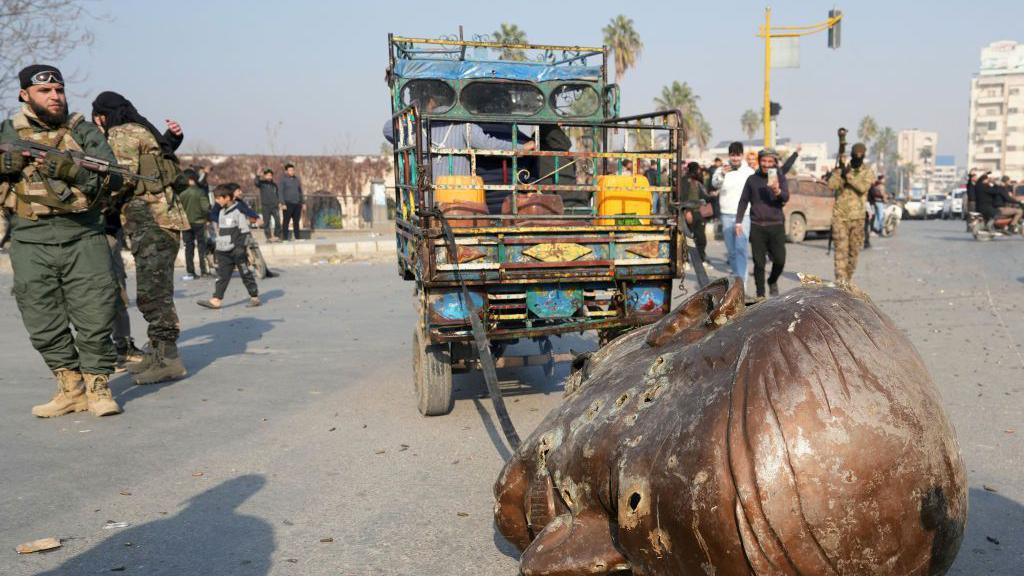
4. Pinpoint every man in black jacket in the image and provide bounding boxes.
[254,168,281,241]
[278,163,303,241]
[735,148,789,299]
